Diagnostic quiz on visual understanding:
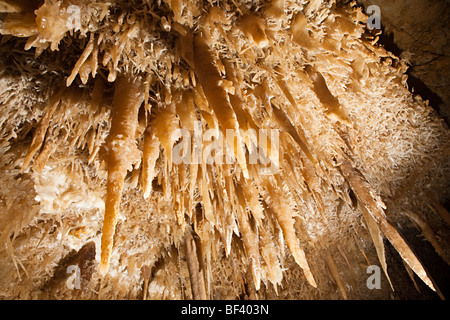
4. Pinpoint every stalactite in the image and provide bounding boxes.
[360,205,394,291]
[325,253,348,300]
[21,88,64,172]
[339,157,437,292]
[100,76,144,275]
[185,231,207,300]
[258,174,317,288]
[193,32,249,179]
